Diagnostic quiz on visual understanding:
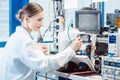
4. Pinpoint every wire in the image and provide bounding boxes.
[42,20,56,39]
[45,73,48,80]
[67,19,73,42]
[65,71,97,80]
[64,39,75,50]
